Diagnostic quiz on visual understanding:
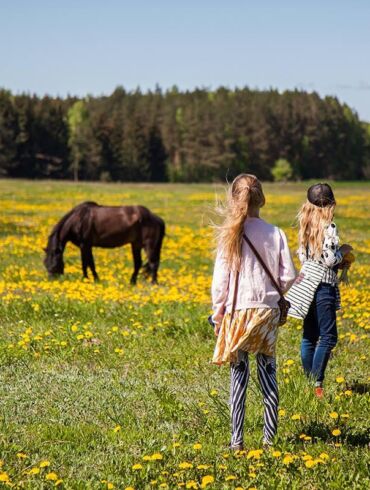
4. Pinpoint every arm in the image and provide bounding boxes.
[211,250,230,329]
[322,223,343,267]
[278,229,297,293]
